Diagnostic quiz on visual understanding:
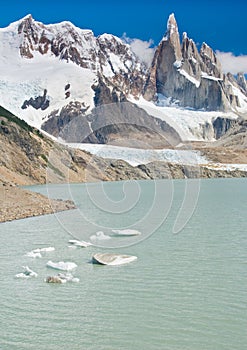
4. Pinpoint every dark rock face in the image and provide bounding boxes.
[213,117,237,139]
[21,89,50,110]
[42,101,89,137]
[42,102,181,148]
[144,14,241,111]
[92,76,126,107]
[237,73,247,94]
